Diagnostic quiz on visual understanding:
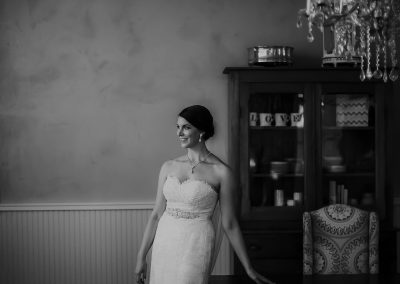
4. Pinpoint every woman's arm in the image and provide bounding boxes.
[135,161,169,283]
[219,166,275,284]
